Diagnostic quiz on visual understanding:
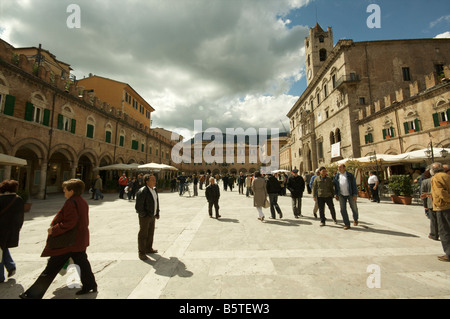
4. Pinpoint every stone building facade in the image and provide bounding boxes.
[358,71,450,158]
[0,39,177,199]
[287,23,450,174]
